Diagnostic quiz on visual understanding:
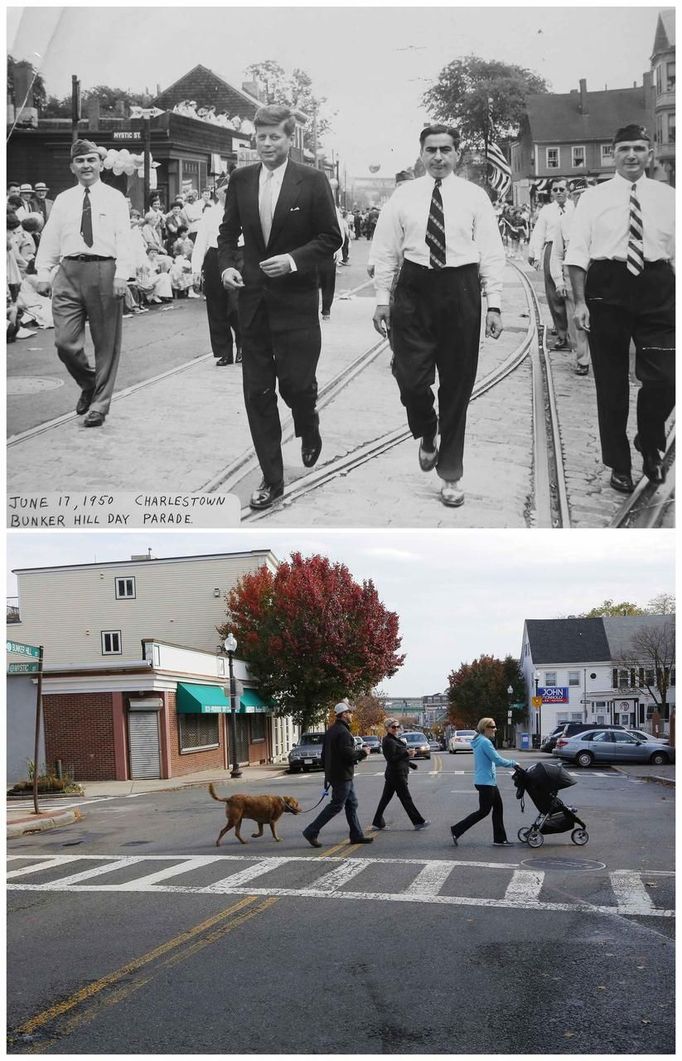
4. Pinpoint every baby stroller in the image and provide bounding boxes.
[512,762,589,847]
